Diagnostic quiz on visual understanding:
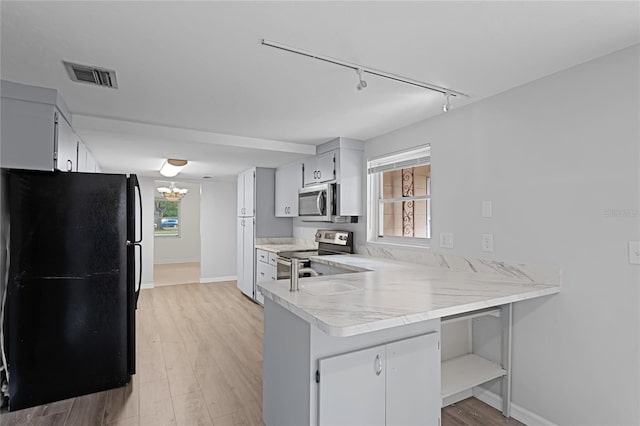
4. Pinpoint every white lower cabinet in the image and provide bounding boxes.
[318,332,441,426]
[256,249,276,305]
